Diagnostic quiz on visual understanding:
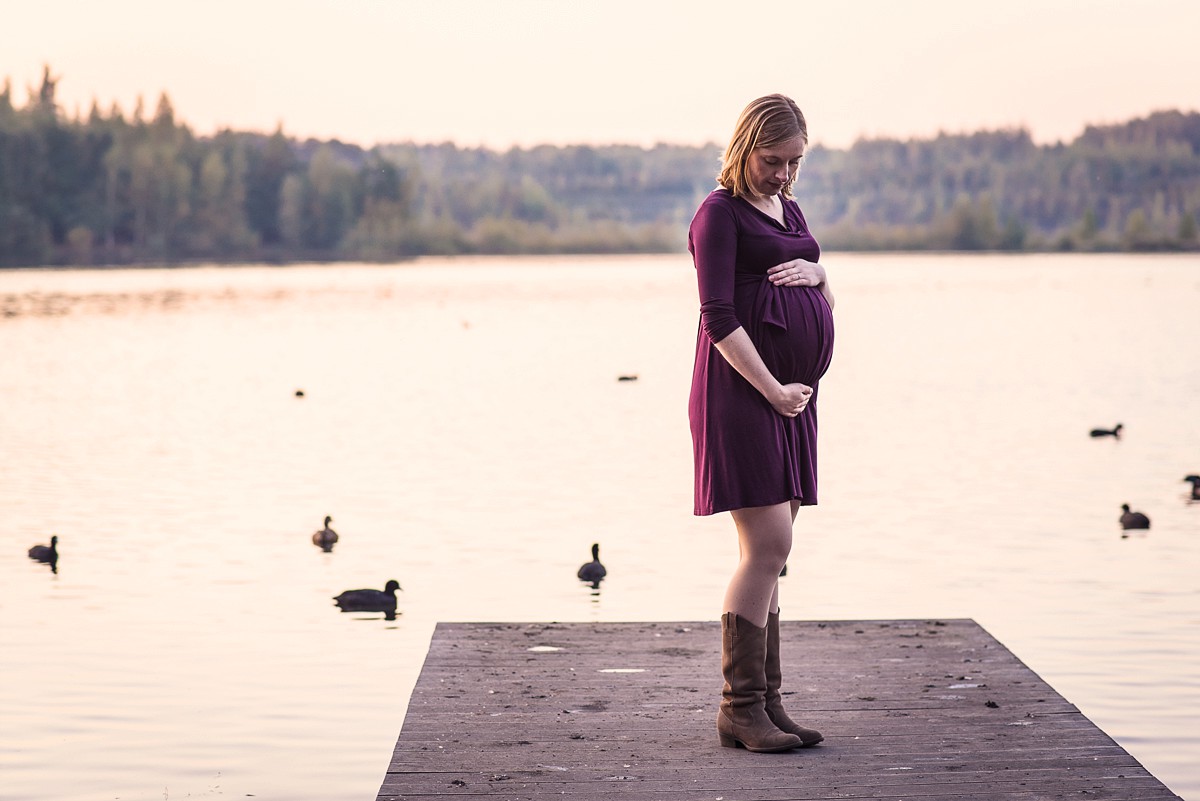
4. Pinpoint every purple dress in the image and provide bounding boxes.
[688,189,835,516]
